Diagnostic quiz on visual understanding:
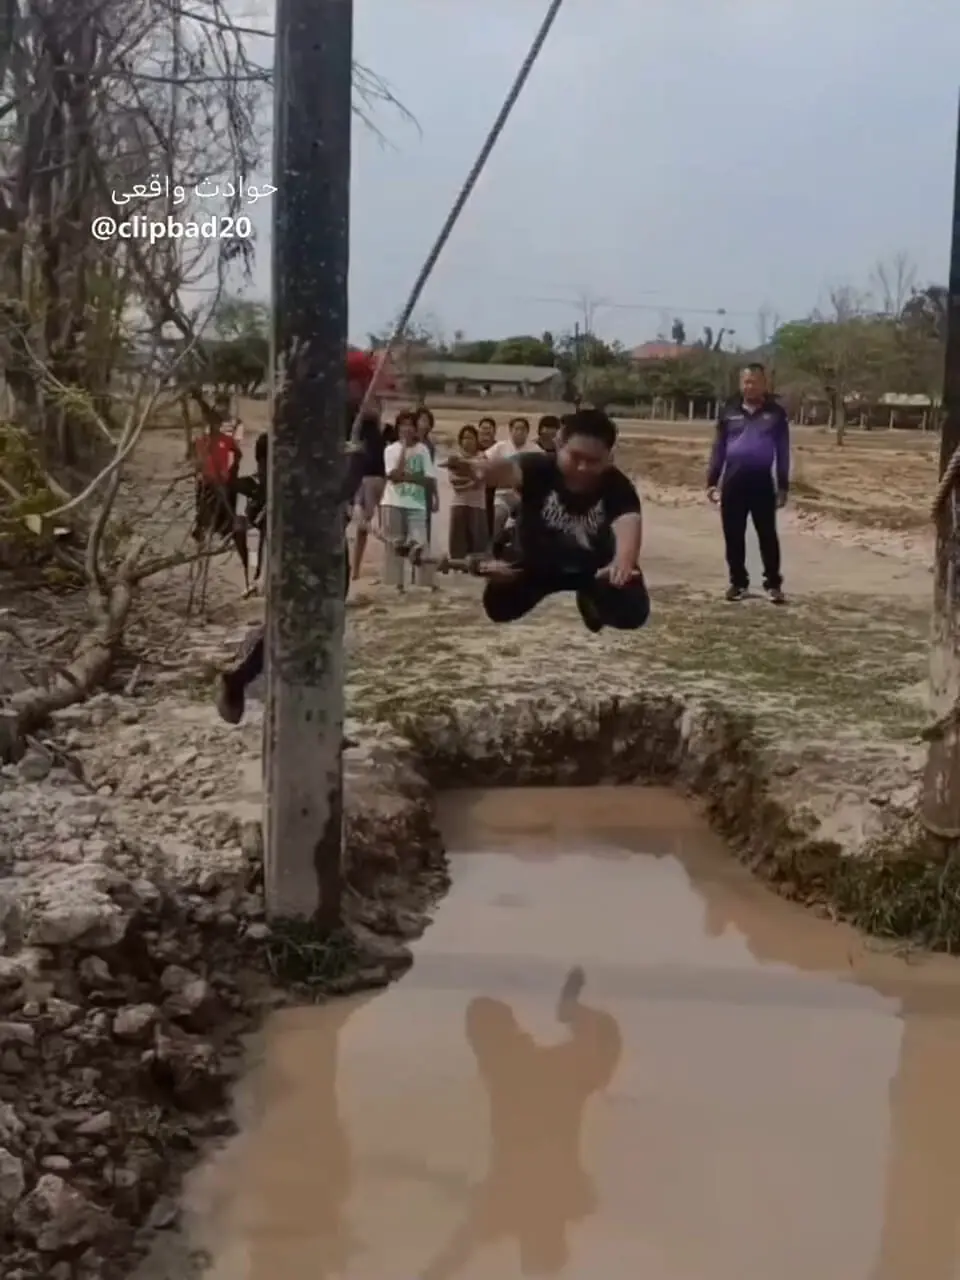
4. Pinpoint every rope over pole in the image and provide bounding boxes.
[351,0,569,439]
